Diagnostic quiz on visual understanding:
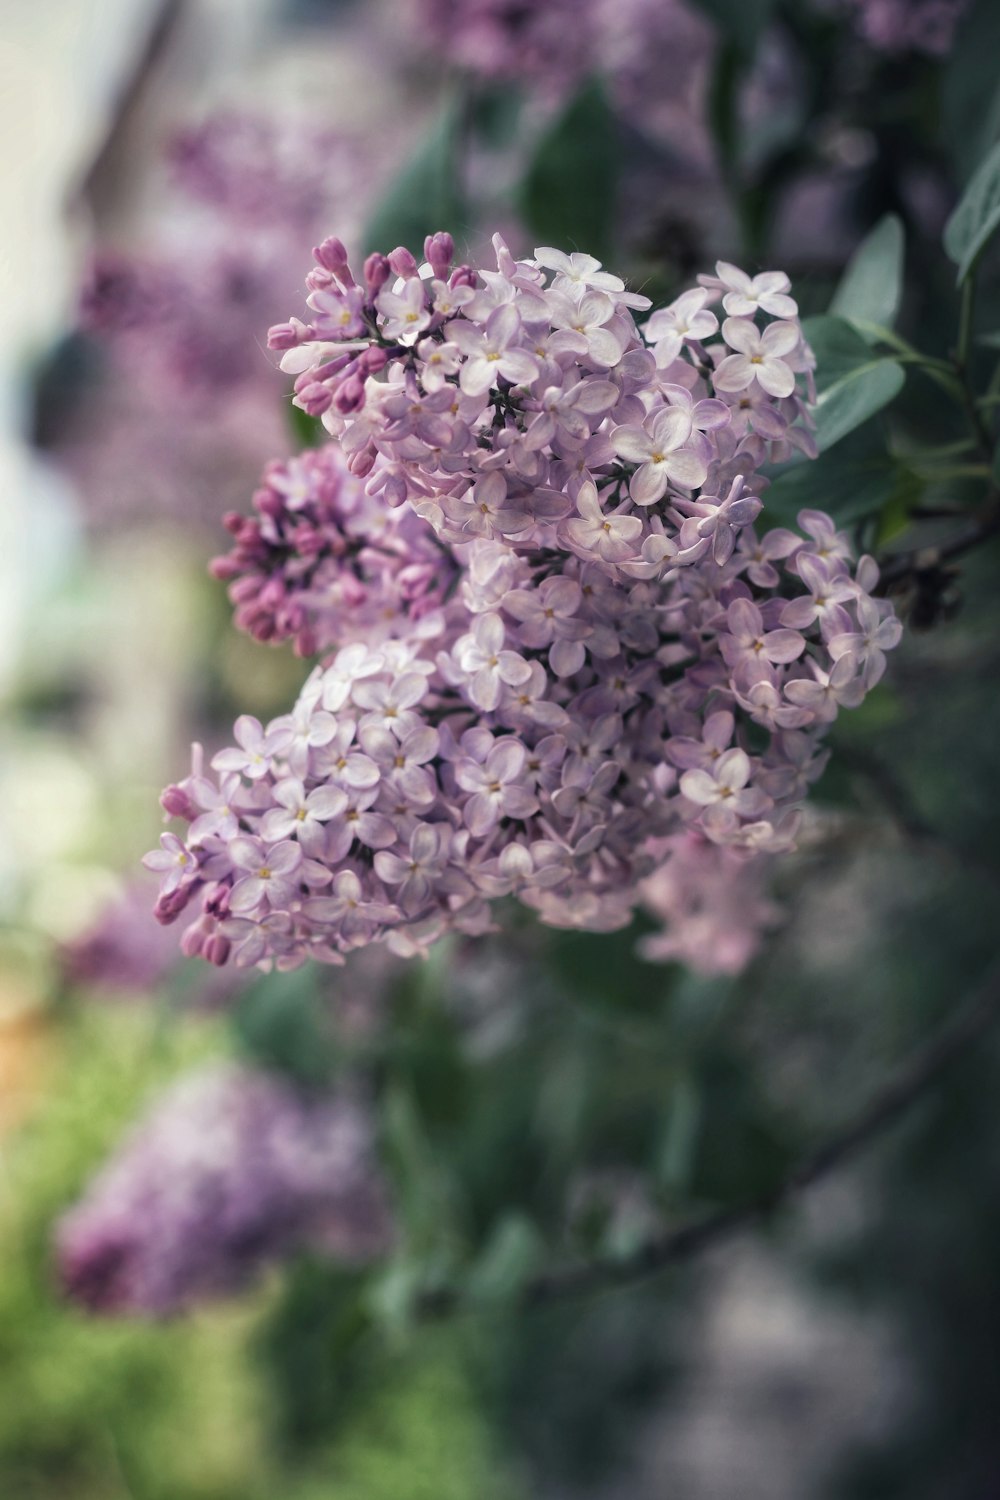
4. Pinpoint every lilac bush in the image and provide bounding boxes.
[144,233,901,972]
